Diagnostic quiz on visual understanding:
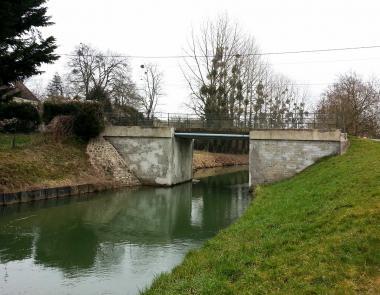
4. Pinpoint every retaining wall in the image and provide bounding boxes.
[249,129,348,185]
[103,126,193,186]
[0,183,117,206]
